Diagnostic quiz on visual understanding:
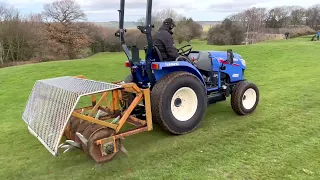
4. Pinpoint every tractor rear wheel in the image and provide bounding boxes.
[151,71,207,135]
[231,80,259,115]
